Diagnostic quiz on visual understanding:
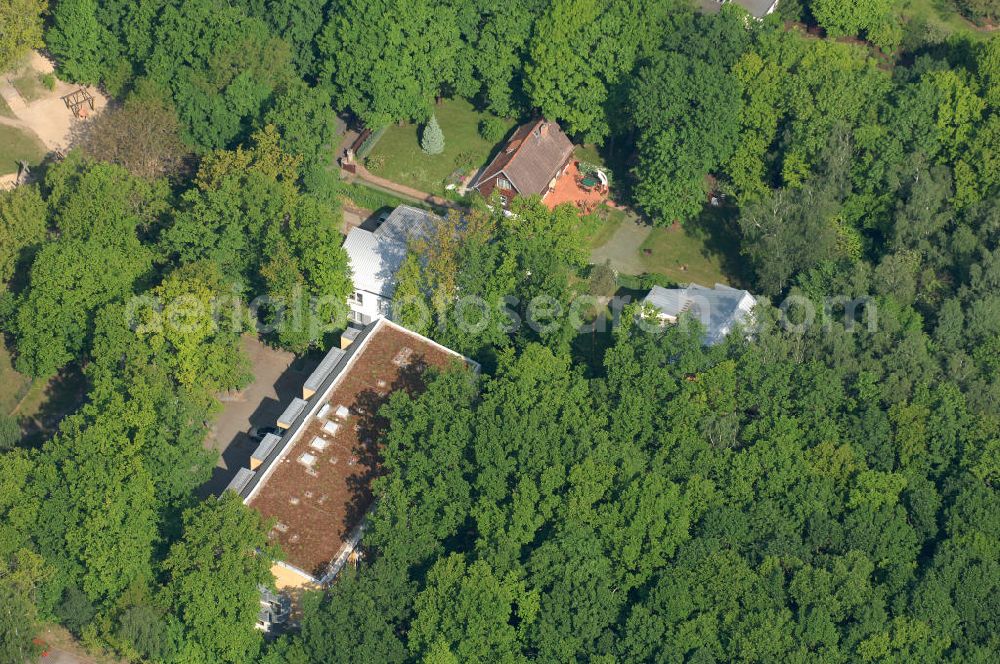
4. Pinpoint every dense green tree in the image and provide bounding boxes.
[409,555,536,663]
[12,158,160,376]
[0,0,46,71]
[319,0,468,126]
[0,551,46,662]
[32,411,158,609]
[0,185,47,285]
[162,492,276,664]
[145,0,294,149]
[631,51,742,224]
[810,0,902,52]
[525,0,653,141]
[263,80,337,174]
[46,0,104,83]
